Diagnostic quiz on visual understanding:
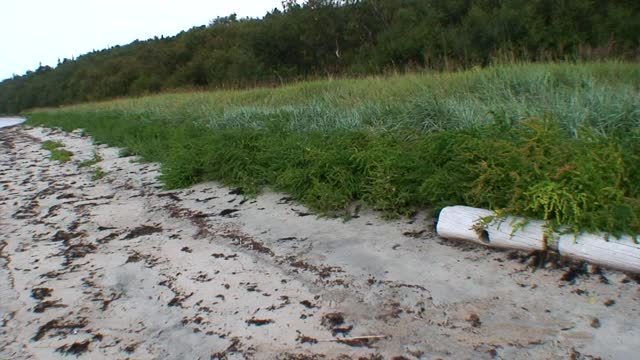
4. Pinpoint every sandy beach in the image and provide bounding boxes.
[1,125,638,359]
